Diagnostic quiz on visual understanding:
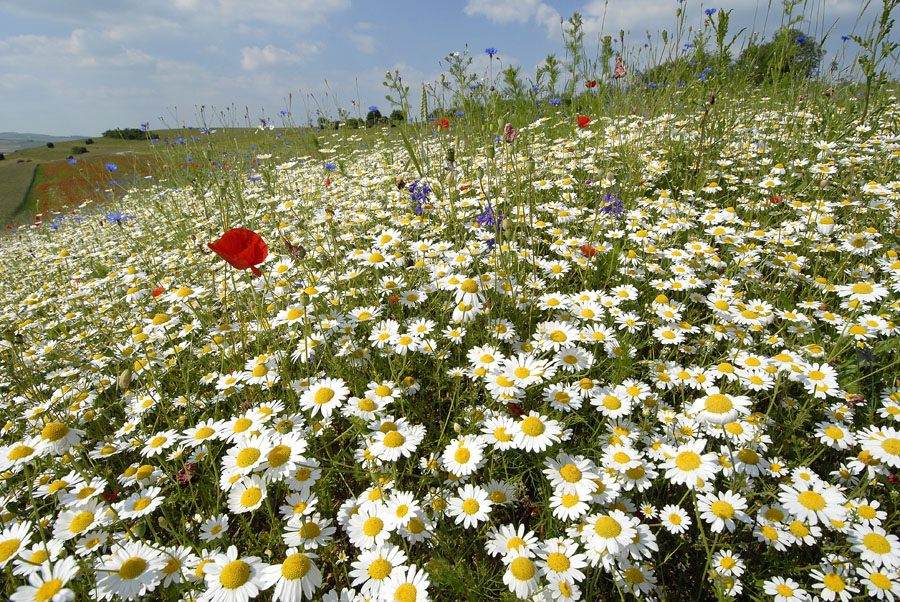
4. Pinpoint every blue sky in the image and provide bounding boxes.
[0,0,884,136]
